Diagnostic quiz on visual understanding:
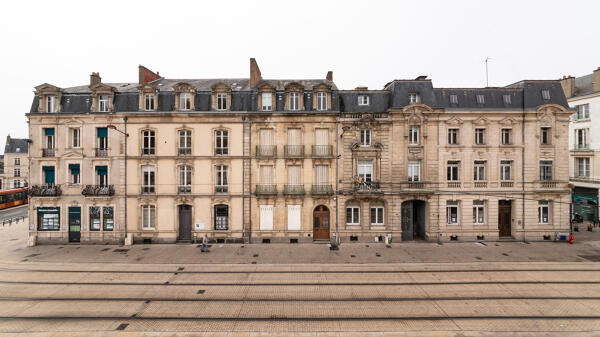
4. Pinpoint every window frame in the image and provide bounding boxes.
[449,94,458,105]
[446,201,459,225]
[346,206,360,225]
[370,206,384,226]
[316,92,327,111]
[408,160,420,182]
[358,95,369,106]
[539,160,553,181]
[541,127,551,145]
[541,89,551,100]
[500,160,512,181]
[357,160,373,182]
[144,94,155,111]
[178,129,192,155]
[46,96,56,112]
[217,93,228,111]
[474,160,486,181]
[474,128,485,145]
[142,130,156,155]
[501,128,511,145]
[408,93,420,104]
[178,165,192,192]
[448,128,458,145]
[261,92,272,111]
[98,95,109,112]
[538,200,550,224]
[289,92,300,111]
[215,164,228,193]
[360,129,371,146]
[142,165,155,193]
[71,128,81,148]
[409,126,419,145]
[141,205,156,230]
[473,200,485,225]
[476,94,485,105]
[179,92,191,110]
[575,157,591,177]
[447,161,459,181]
[502,94,511,105]
[215,130,229,155]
